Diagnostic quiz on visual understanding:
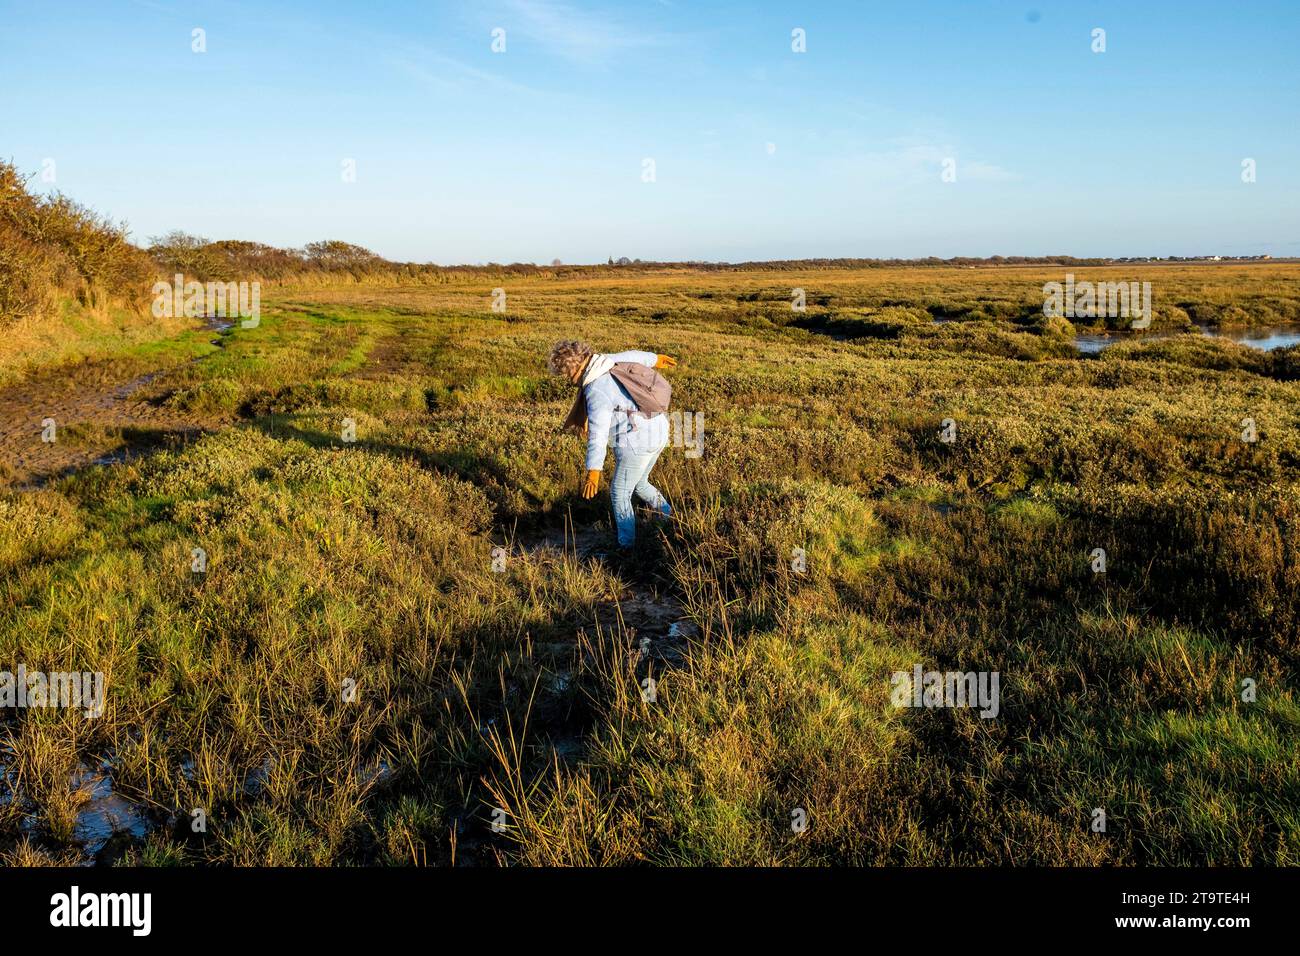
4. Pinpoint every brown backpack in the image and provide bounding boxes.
[610,361,672,415]
[561,360,673,434]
